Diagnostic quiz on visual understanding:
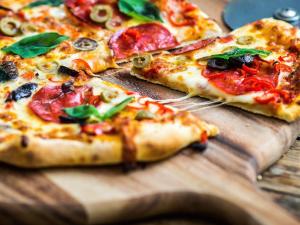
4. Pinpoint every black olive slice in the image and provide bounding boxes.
[0,61,18,82]
[73,37,98,51]
[229,54,254,68]
[6,82,38,102]
[207,58,230,70]
[58,66,79,77]
[61,80,75,93]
